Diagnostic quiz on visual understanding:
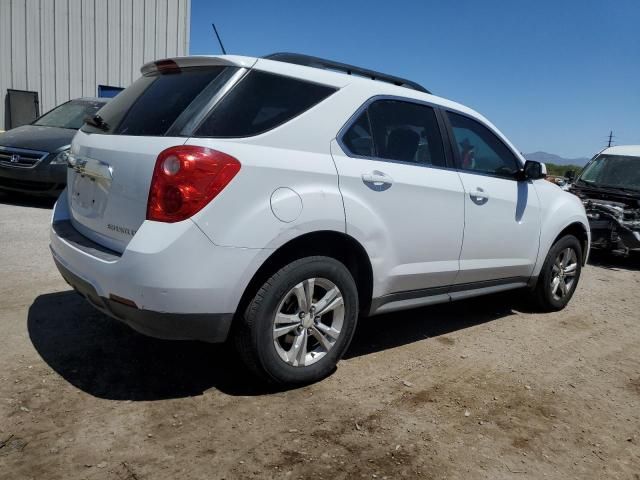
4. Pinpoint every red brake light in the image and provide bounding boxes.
[154,59,181,73]
[147,146,241,223]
